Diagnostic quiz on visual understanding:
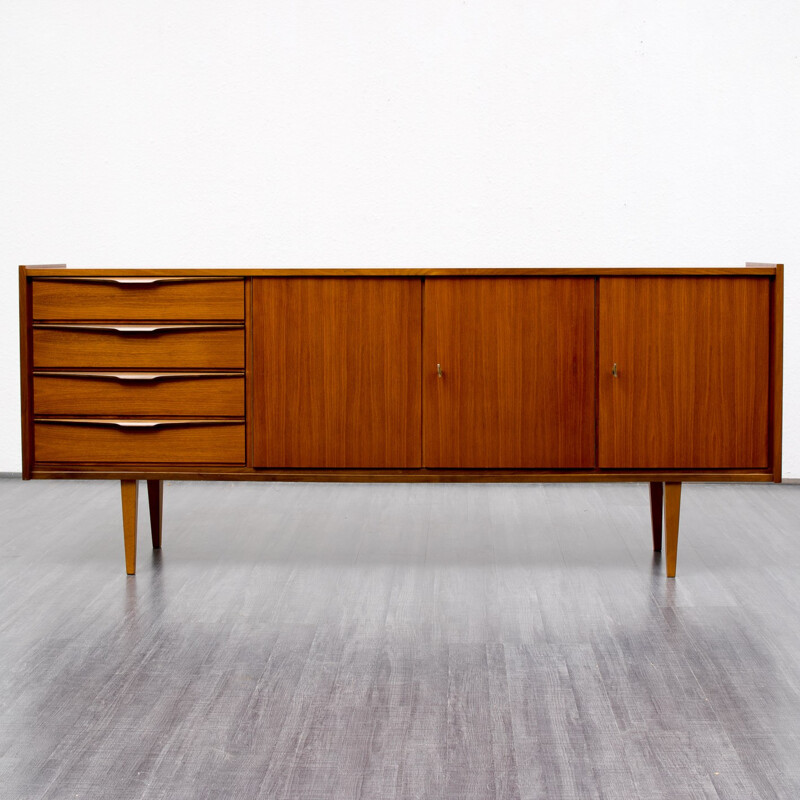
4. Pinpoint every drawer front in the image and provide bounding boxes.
[33,373,244,417]
[32,279,245,321]
[34,421,245,464]
[33,326,244,369]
